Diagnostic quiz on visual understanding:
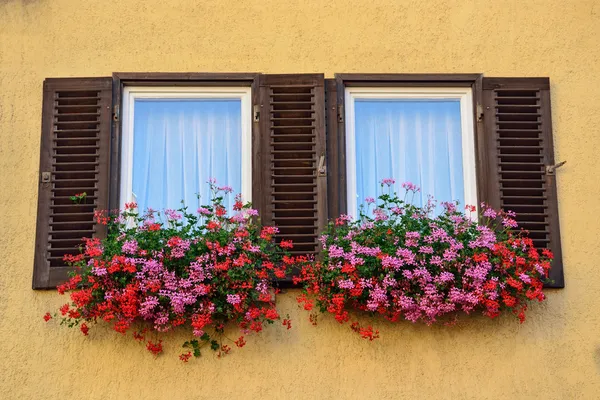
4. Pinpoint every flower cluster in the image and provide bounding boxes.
[47,182,296,359]
[294,179,552,338]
